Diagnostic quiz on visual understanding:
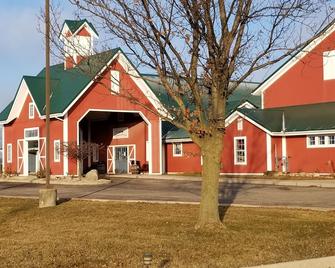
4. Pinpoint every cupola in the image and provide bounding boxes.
[60,19,99,69]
